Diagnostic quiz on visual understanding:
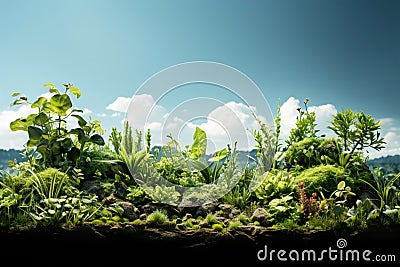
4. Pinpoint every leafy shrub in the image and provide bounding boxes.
[267,194,300,224]
[284,137,323,169]
[10,83,105,170]
[255,169,296,205]
[294,164,354,196]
